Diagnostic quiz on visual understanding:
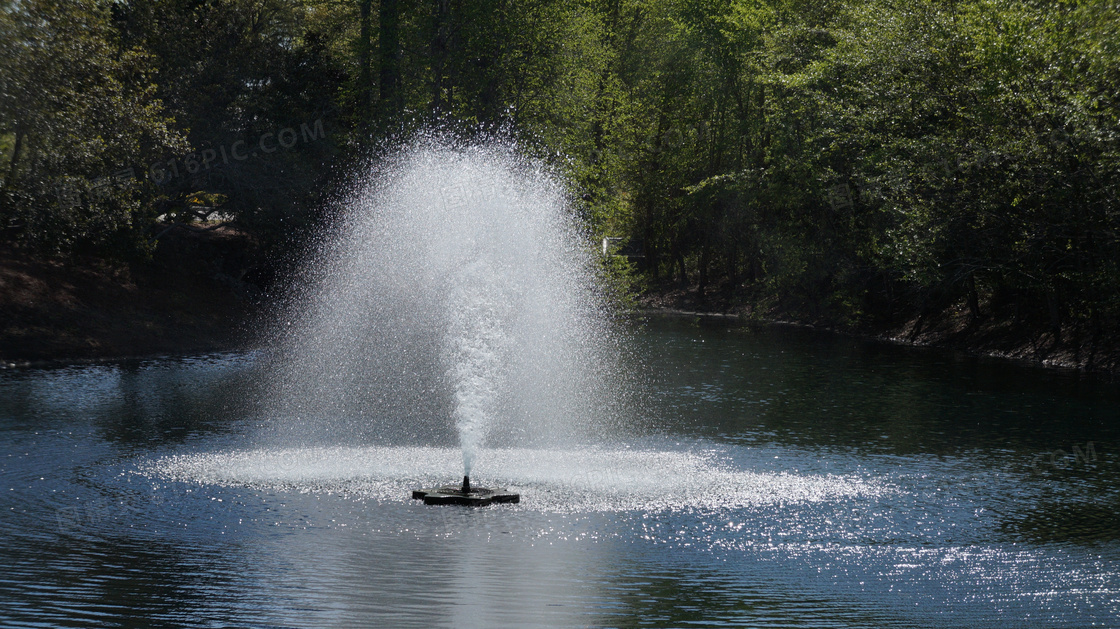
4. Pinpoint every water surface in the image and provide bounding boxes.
[2,317,1118,627]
